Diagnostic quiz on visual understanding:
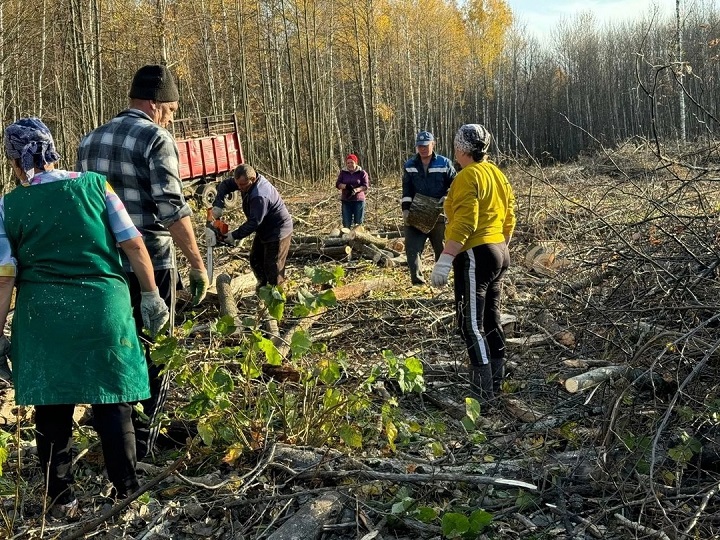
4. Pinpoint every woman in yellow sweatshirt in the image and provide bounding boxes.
[430,124,516,404]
